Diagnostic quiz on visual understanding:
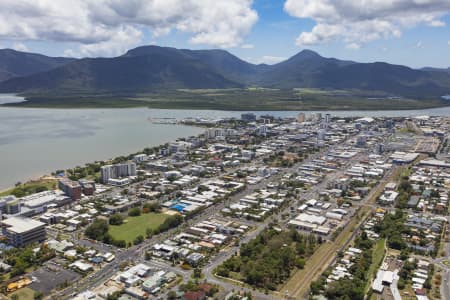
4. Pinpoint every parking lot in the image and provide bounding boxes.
[29,261,81,295]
